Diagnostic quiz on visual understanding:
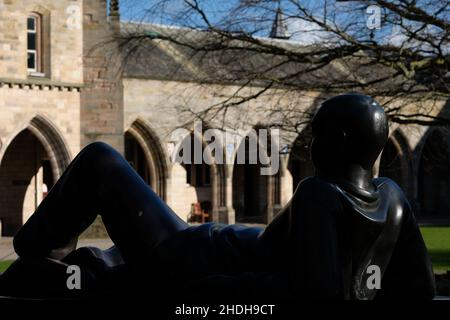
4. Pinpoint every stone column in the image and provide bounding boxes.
[219,164,235,224]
